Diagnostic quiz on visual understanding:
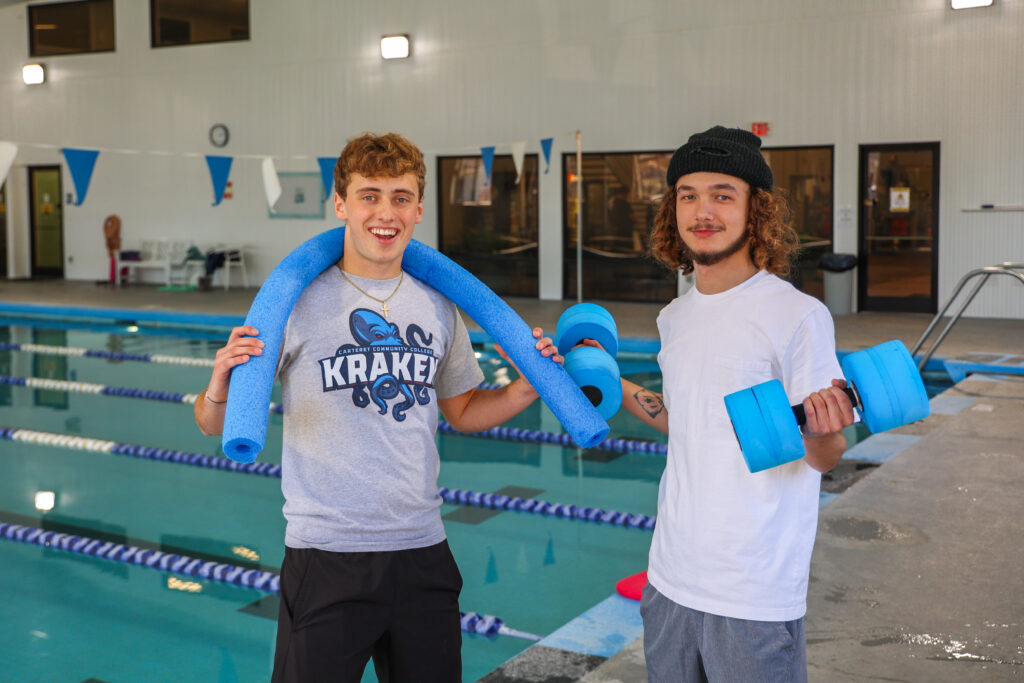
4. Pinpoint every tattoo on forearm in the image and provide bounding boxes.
[633,390,665,420]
